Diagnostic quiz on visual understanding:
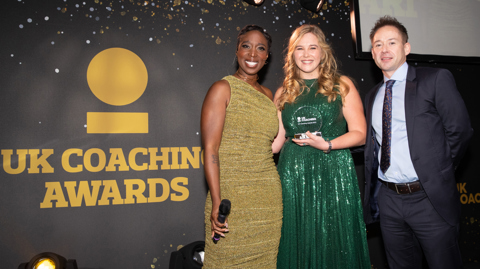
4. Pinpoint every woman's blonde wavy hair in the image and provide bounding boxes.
[277,24,349,110]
